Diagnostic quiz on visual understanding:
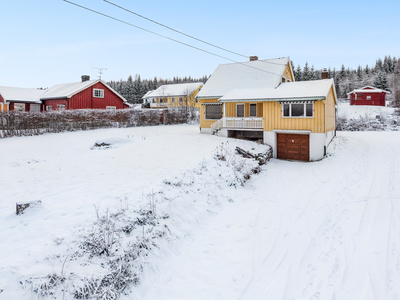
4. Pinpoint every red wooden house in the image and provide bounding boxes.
[0,86,45,112]
[0,76,130,112]
[41,76,130,111]
[348,86,390,106]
